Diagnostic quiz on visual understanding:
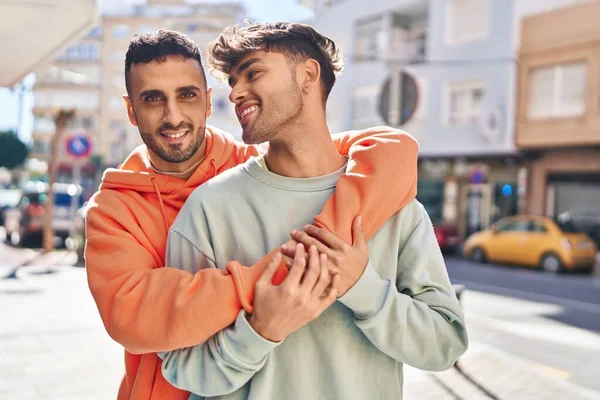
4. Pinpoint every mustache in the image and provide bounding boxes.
[156,122,194,135]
